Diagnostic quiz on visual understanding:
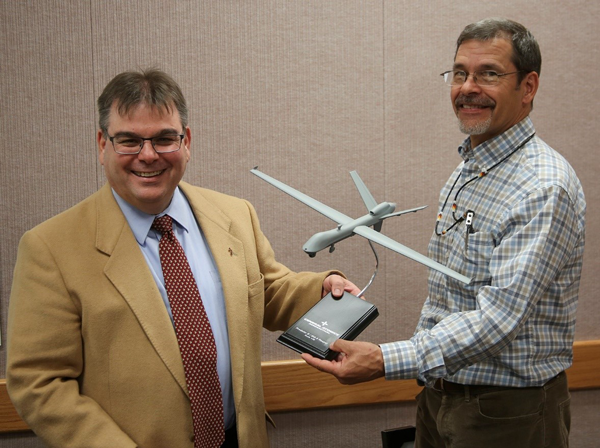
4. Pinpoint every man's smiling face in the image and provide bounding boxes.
[98,102,191,215]
[451,37,536,148]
